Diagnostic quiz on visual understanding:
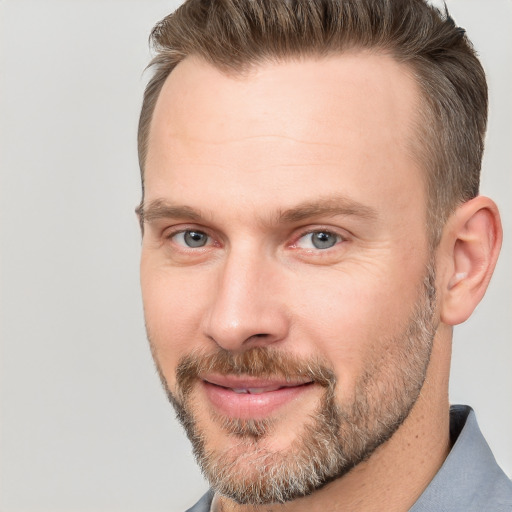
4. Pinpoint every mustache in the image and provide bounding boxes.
[175,346,336,397]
